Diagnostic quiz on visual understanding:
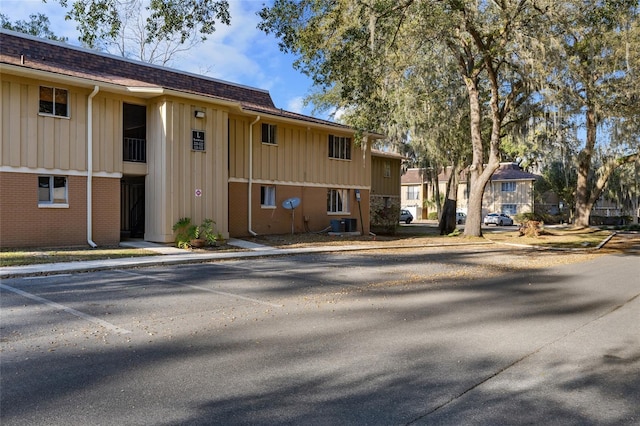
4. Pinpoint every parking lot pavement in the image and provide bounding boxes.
[1,247,638,425]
